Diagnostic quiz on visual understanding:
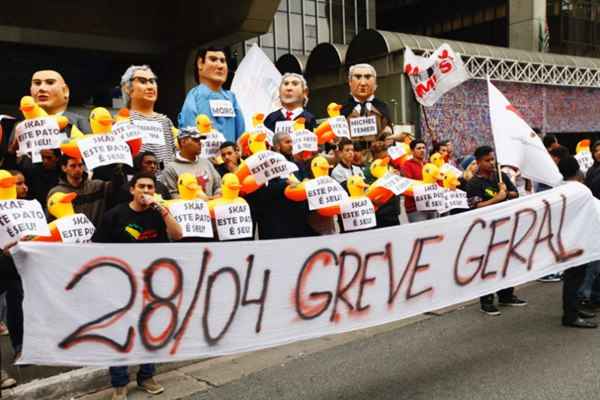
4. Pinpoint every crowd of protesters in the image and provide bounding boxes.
[1,47,599,399]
